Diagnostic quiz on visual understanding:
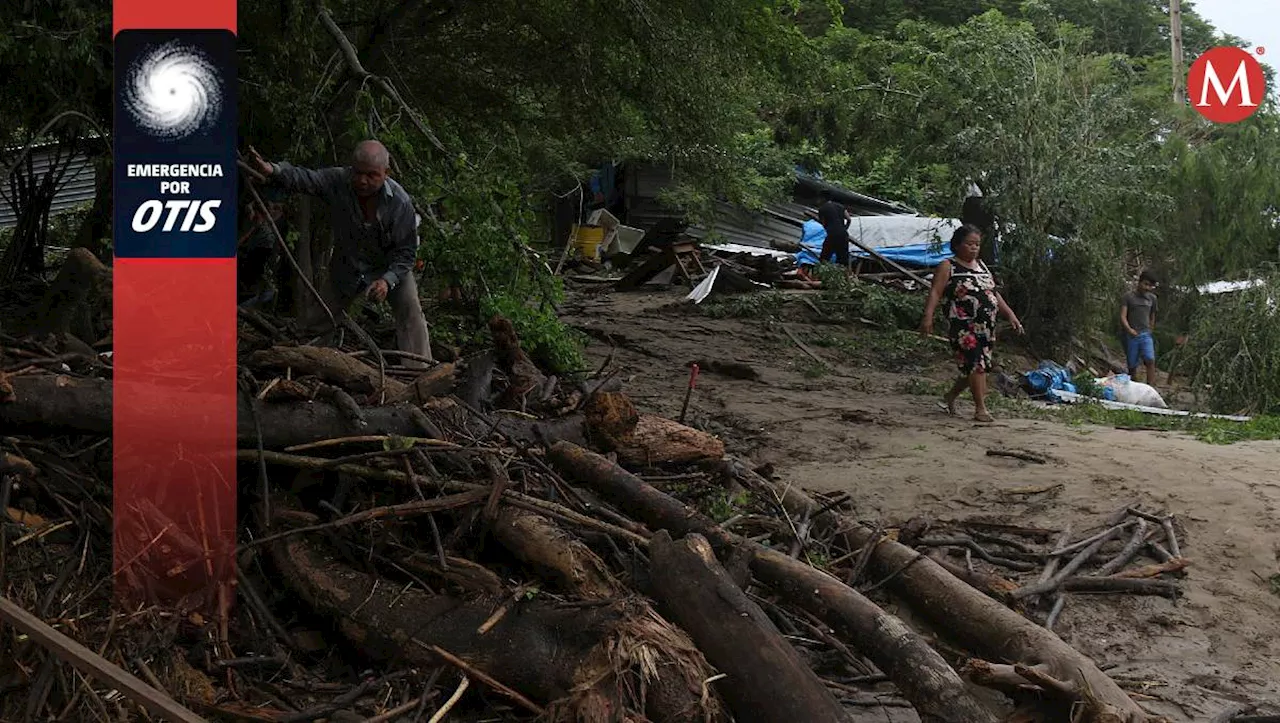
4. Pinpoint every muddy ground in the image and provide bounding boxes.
[560,287,1280,722]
